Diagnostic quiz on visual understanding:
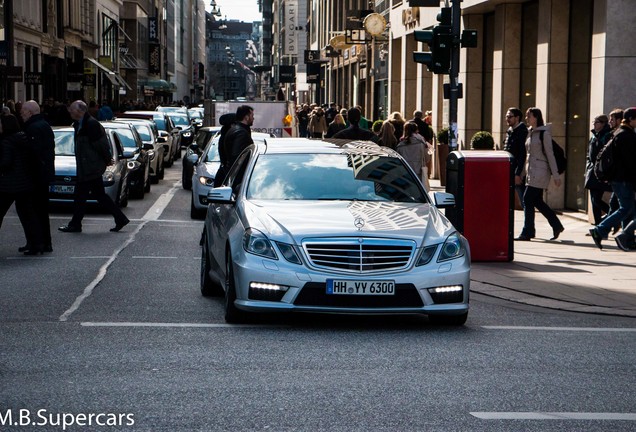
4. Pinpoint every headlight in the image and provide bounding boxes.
[127,160,141,171]
[182,131,192,137]
[102,170,115,185]
[243,228,277,259]
[438,232,466,262]
[198,176,215,186]
[416,245,438,266]
[147,150,156,160]
[276,242,302,264]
